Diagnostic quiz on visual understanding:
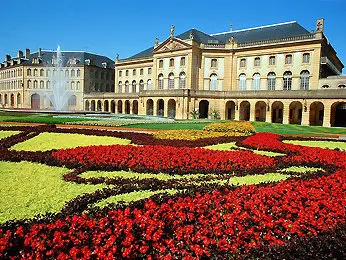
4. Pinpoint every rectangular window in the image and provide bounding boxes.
[240,58,246,68]
[285,55,292,64]
[303,53,310,63]
[148,68,152,74]
[254,57,260,66]
[133,69,136,76]
[269,56,275,65]
[119,71,122,77]
[140,69,143,75]
[180,57,186,66]
[211,59,217,68]
[125,70,129,76]
[159,60,163,68]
